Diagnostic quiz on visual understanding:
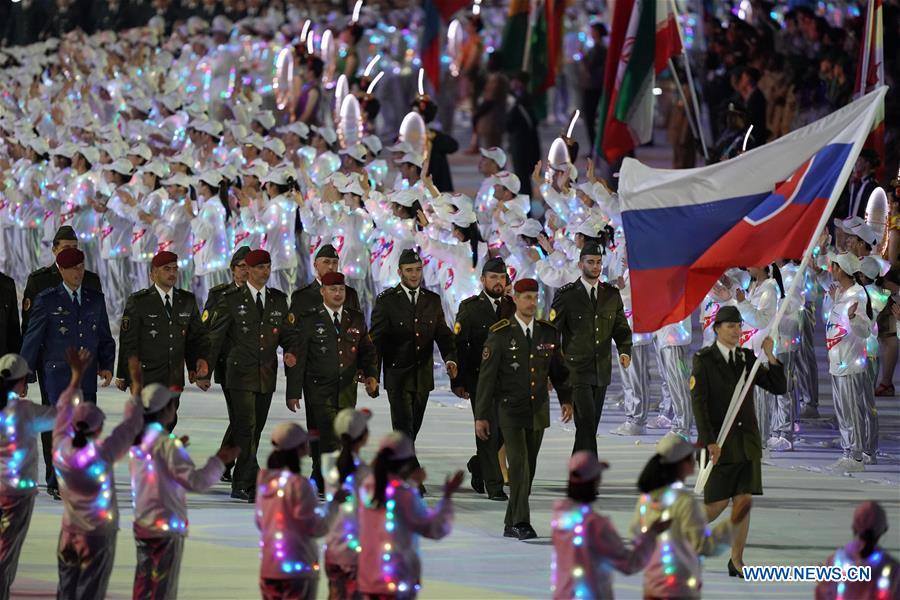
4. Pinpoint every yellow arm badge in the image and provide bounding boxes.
[482,346,491,361]
[689,375,696,391]
[453,321,461,334]
[22,298,31,312]
[121,317,130,332]
[288,312,296,324]
[549,308,557,321]
[201,309,209,323]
